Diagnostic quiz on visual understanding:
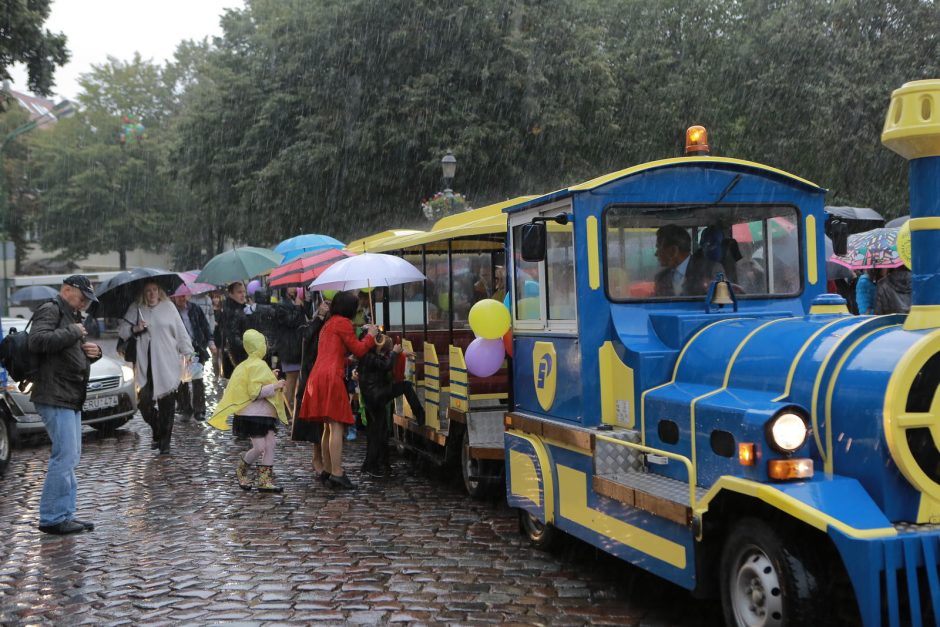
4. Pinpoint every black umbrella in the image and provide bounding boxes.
[825,206,885,235]
[94,268,183,318]
[887,215,910,228]
[10,285,59,304]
